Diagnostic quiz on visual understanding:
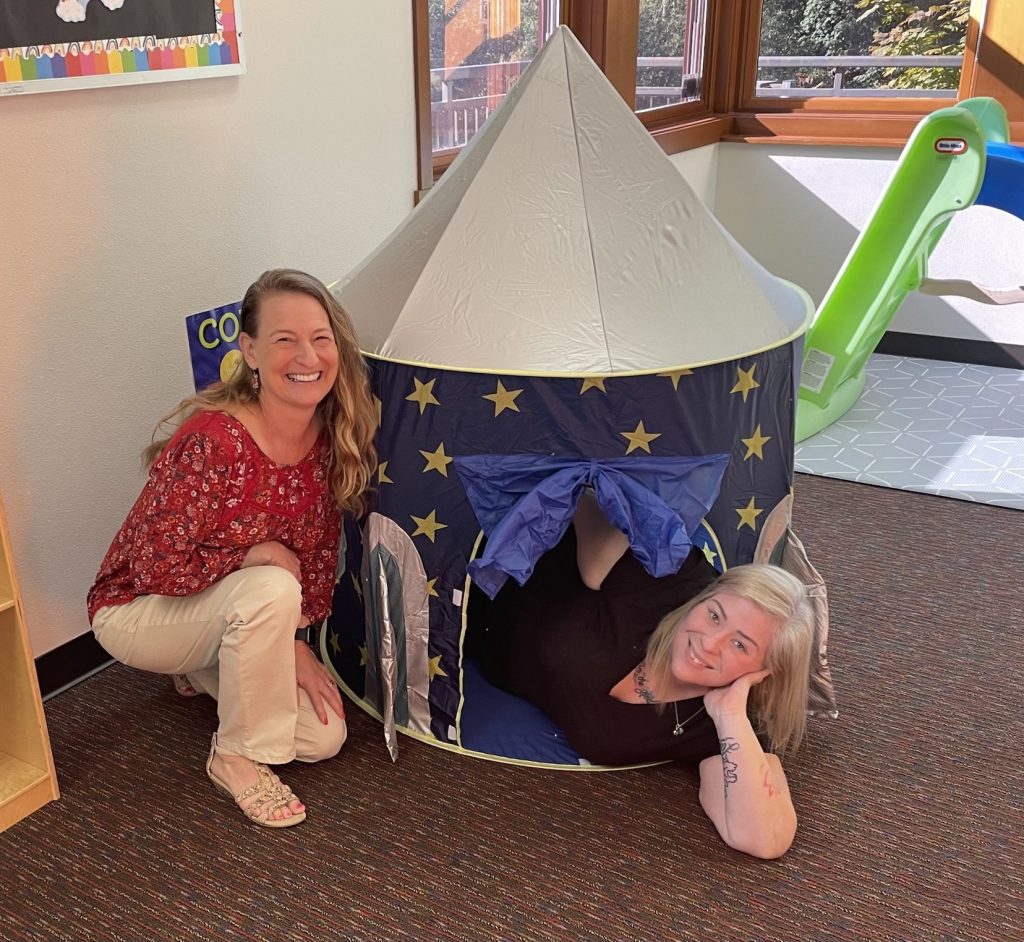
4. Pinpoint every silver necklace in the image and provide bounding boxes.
[633,662,705,736]
[671,701,706,737]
